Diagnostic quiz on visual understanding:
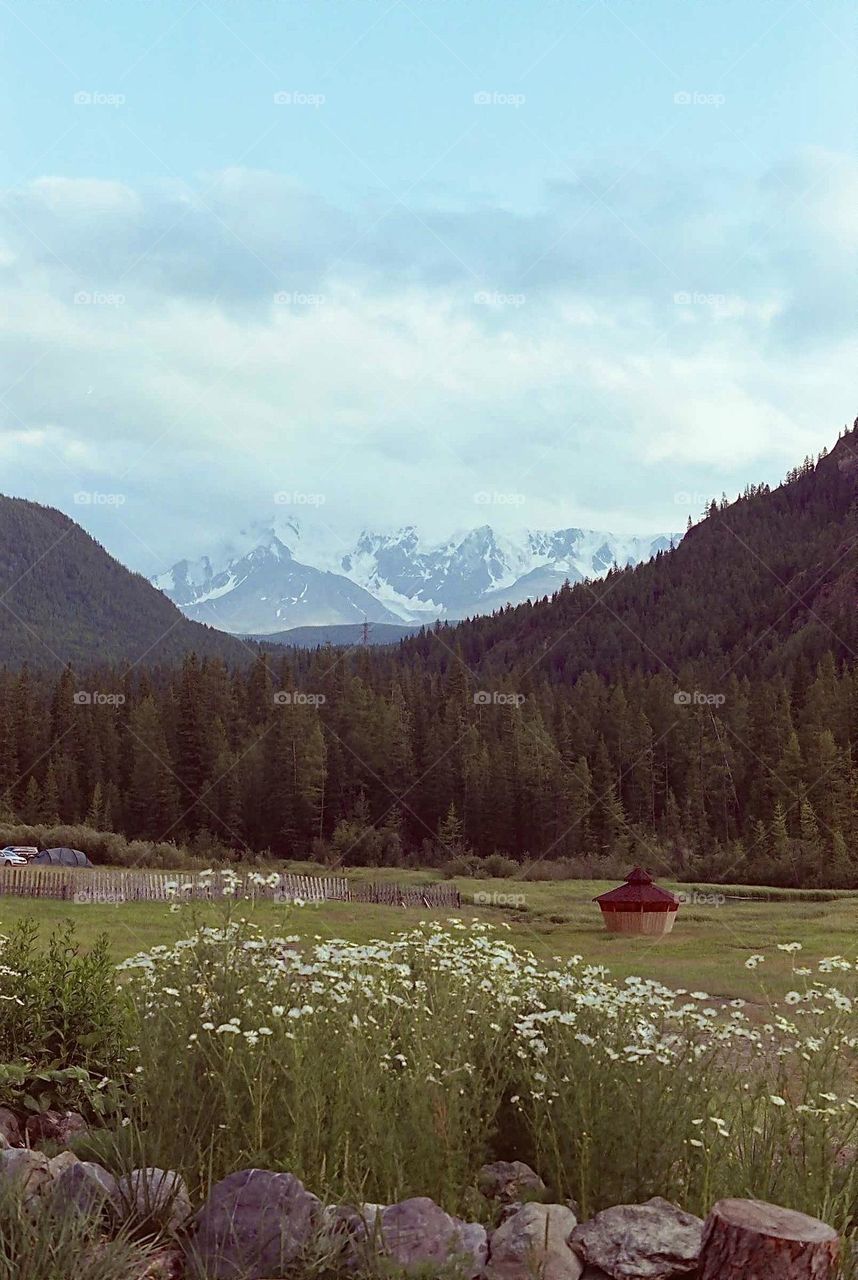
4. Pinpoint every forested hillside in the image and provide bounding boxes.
[0,496,250,666]
[2,424,858,885]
